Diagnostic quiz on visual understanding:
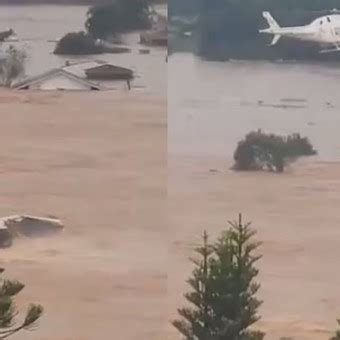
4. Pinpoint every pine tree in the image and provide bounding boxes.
[173,214,264,340]
[208,214,264,340]
[172,231,214,339]
[0,268,43,339]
